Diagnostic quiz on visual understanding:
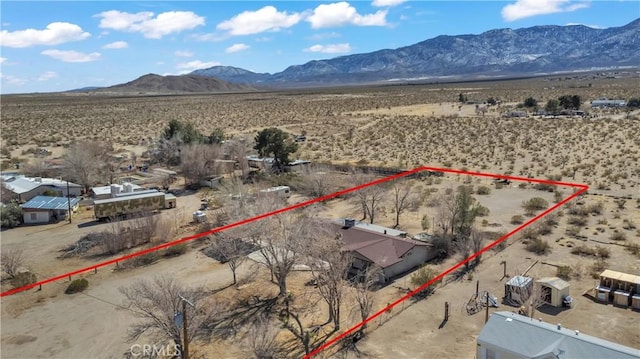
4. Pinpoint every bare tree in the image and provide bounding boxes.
[1,246,25,278]
[1,181,16,204]
[22,158,54,178]
[119,276,215,353]
[299,165,337,198]
[350,171,386,224]
[245,314,281,359]
[352,265,381,337]
[391,180,418,228]
[227,138,251,178]
[208,232,250,285]
[180,144,223,188]
[470,227,485,267]
[63,141,108,193]
[306,230,351,331]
